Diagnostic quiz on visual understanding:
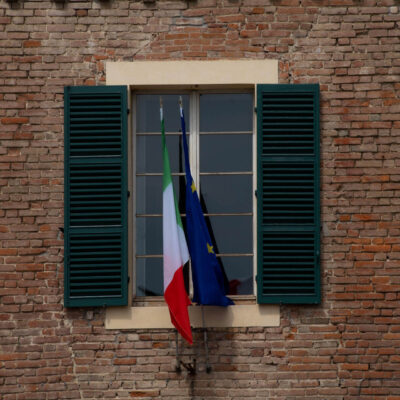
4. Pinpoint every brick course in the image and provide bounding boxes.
[1,0,400,398]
